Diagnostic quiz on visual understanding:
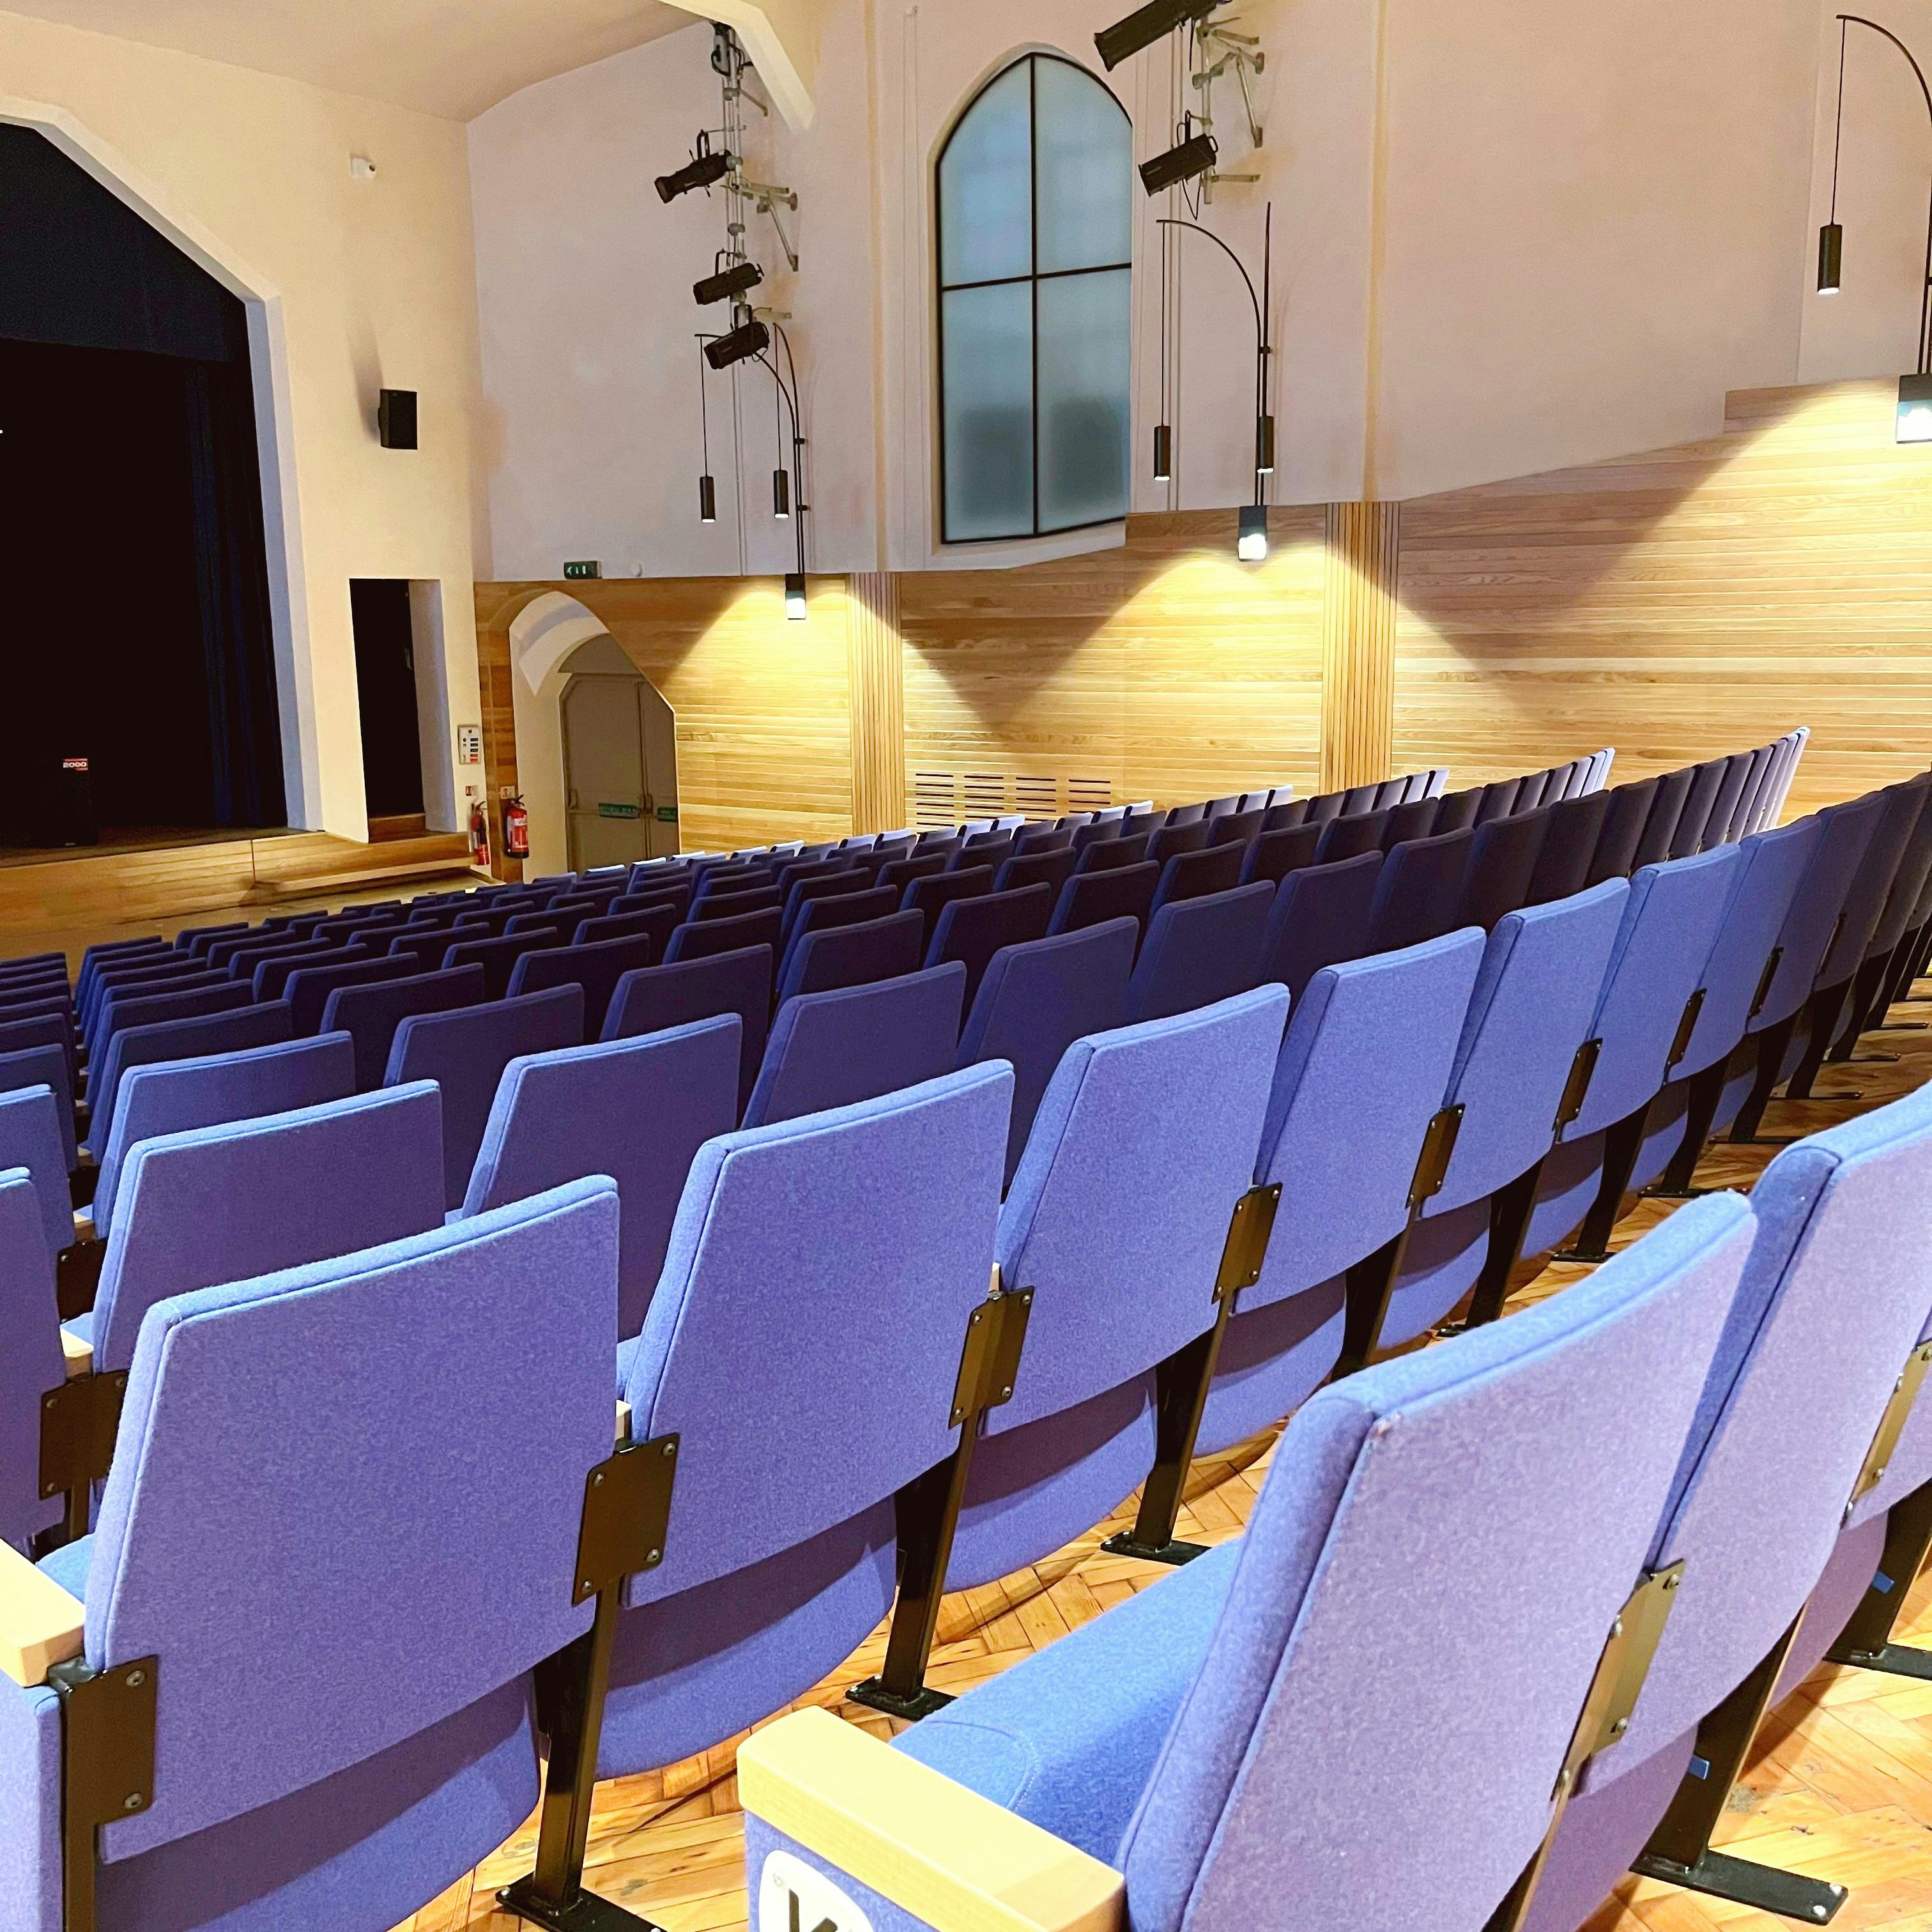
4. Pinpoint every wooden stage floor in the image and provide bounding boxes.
[396,993,1932,1932]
